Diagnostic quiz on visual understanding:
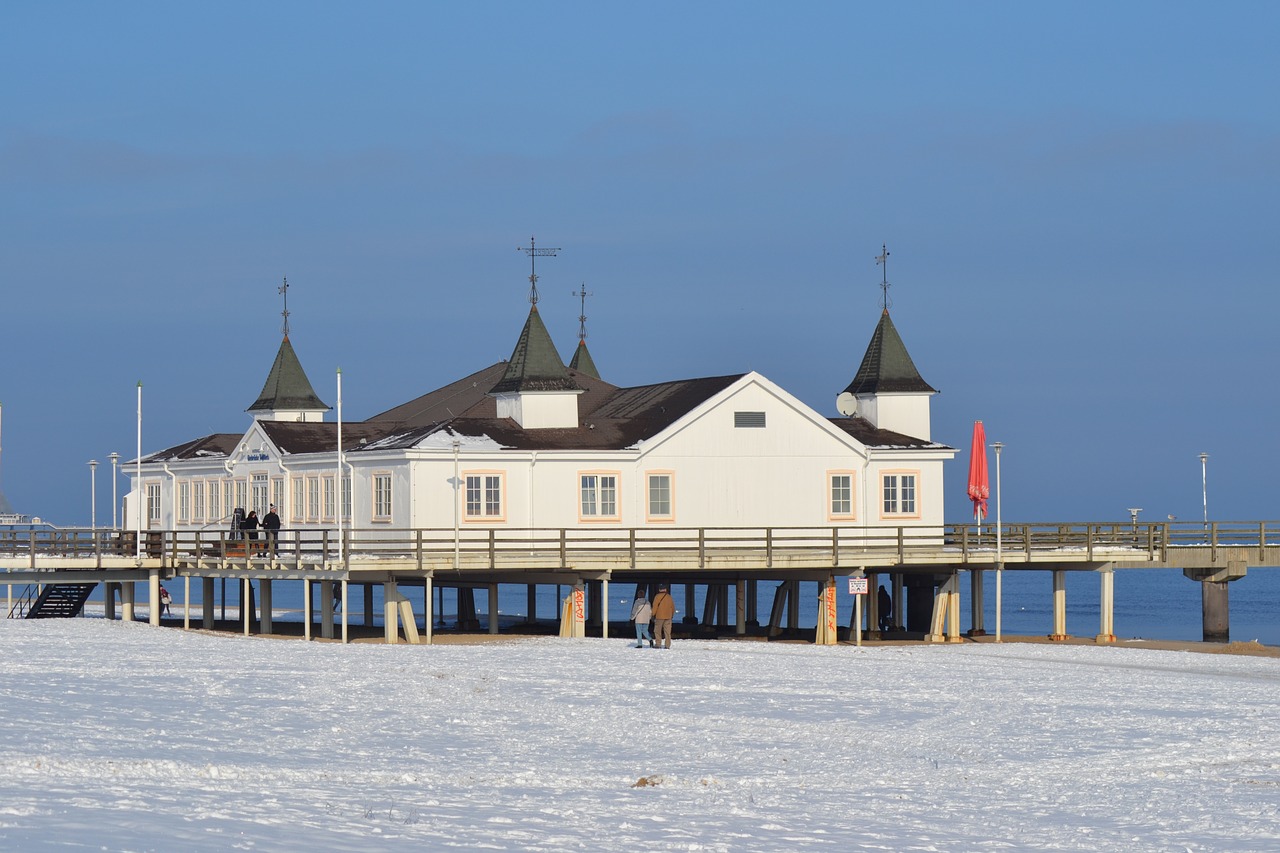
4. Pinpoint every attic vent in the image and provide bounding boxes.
[734,411,766,429]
